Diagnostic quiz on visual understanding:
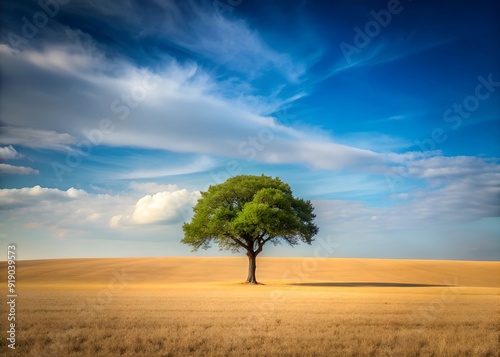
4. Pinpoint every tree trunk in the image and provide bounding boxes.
[246,251,257,284]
